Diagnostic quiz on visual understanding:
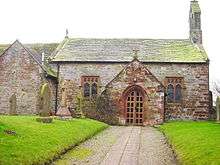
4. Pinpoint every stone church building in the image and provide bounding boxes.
[0,1,211,125]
